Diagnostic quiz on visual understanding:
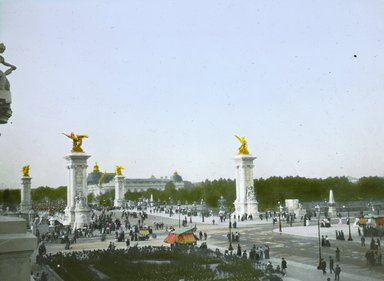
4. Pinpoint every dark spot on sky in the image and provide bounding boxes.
[354,55,357,58]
